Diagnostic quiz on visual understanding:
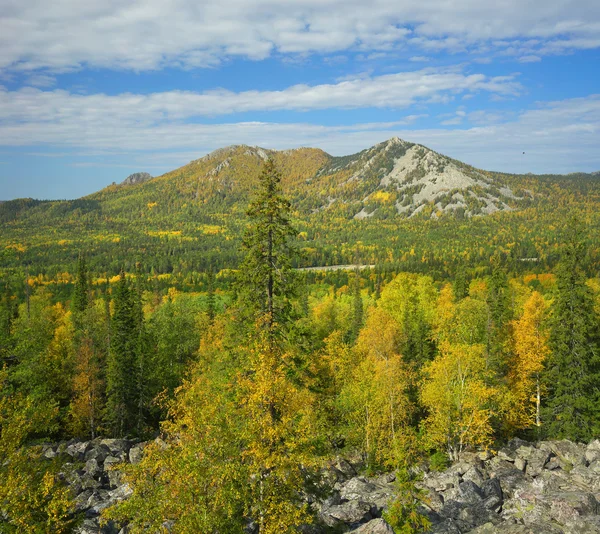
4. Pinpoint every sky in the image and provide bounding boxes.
[0,0,599,200]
